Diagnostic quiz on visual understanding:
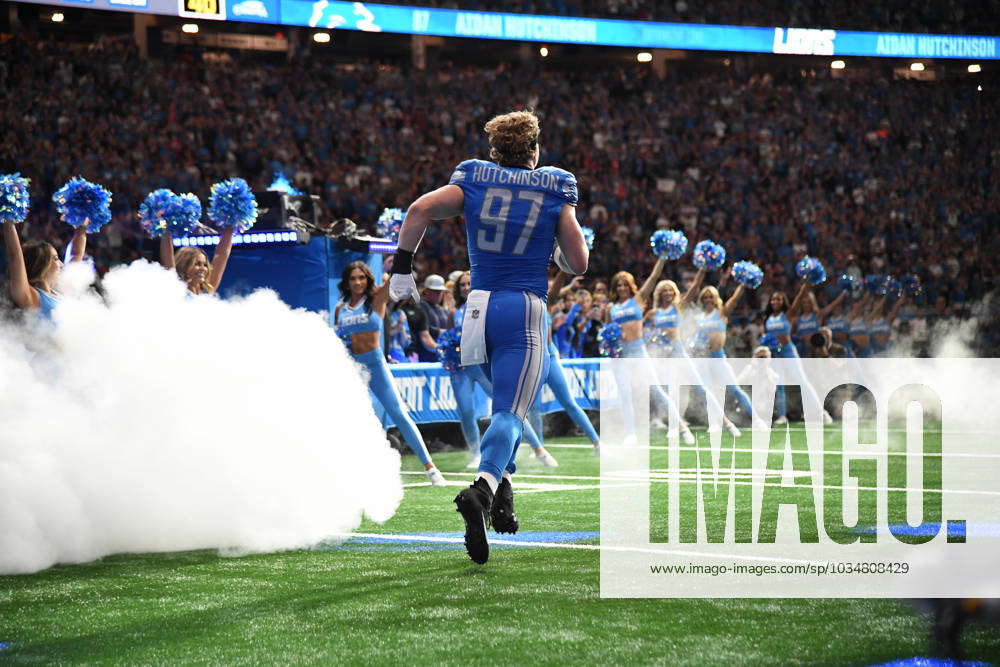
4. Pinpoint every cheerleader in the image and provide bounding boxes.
[2,175,106,318]
[160,227,234,296]
[608,259,695,443]
[869,293,906,355]
[335,261,445,485]
[847,293,874,357]
[825,299,852,350]
[684,268,760,427]
[146,179,256,297]
[448,271,557,468]
[763,285,833,424]
[793,287,846,355]
[3,223,87,317]
[644,278,742,436]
